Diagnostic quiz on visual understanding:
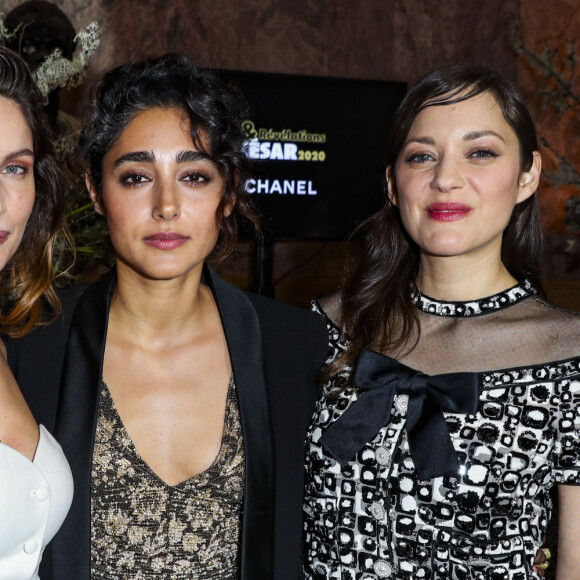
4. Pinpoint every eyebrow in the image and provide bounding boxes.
[404,137,435,146]
[403,130,506,148]
[1,148,34,165]
[112,151,154,168]
[112,150,211,168]
[176,150,211,163]
[463,130,506,143]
